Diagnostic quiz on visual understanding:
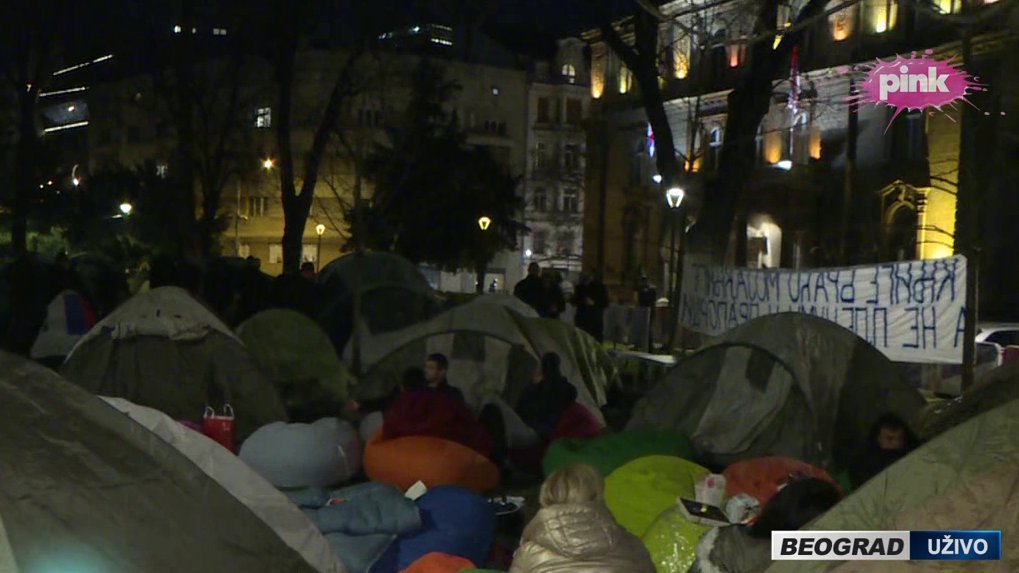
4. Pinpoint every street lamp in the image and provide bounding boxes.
[119,202,133,216]
[664,186,686,343]
[263,157,275,170]
[477,216,492,231]
[476,216,493,293]
[315,223,326,272]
